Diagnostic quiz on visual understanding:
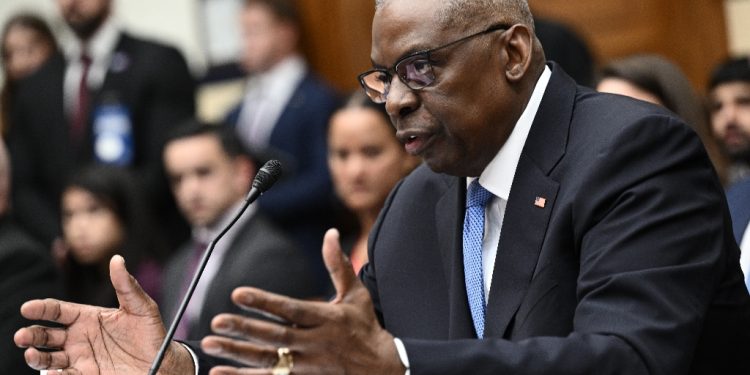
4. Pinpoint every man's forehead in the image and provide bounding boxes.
[714,81,750,96]
[371,0,444,66]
